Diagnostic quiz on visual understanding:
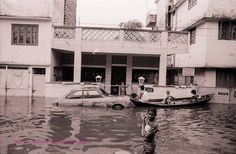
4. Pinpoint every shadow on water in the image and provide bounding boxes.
[0,96,236,154]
